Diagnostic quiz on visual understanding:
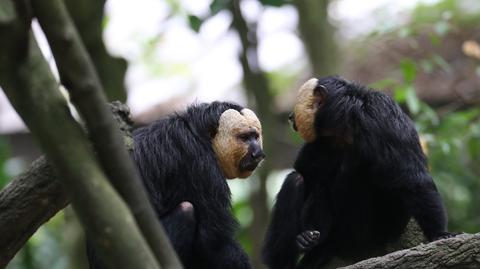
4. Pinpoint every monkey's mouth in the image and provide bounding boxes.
[240,158,264,172]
